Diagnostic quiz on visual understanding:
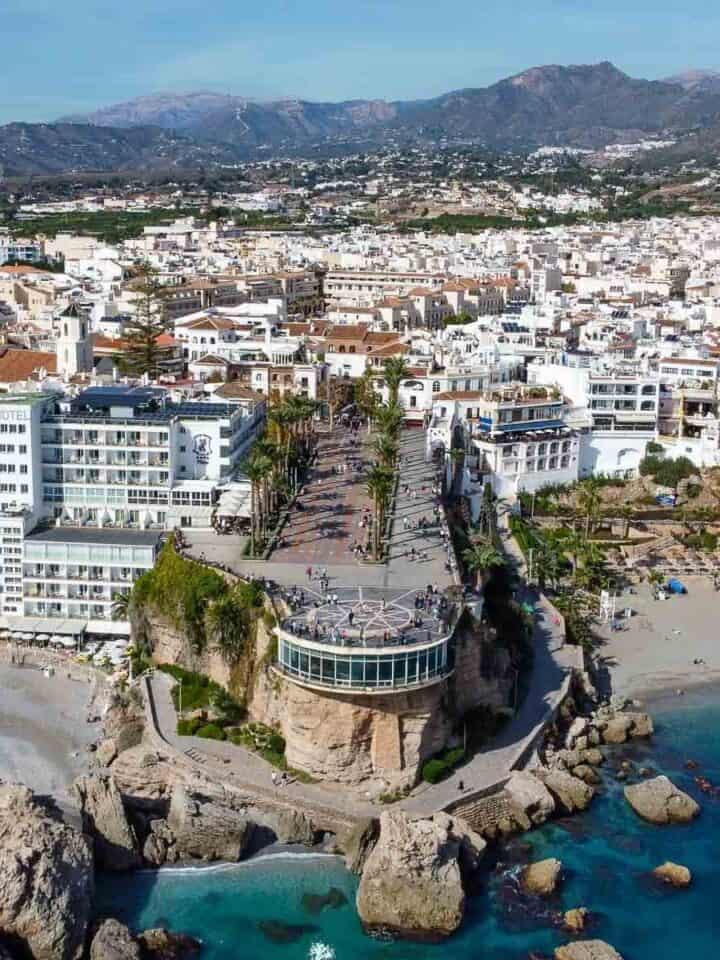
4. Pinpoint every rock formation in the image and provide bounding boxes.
[90,920,141,960]
[521,858,562,896]
[137,928,201,958]
[554,941,624,959]
[652,861,692,887]
[156,785,253,863]
[624,775,700,824]
[0,783,94,960]
[148,598,513,791]
[504,771,555,825]
[563,907,589,933]
[74,772,141,871]
[355,810,485,940]
[538,768,595,813]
